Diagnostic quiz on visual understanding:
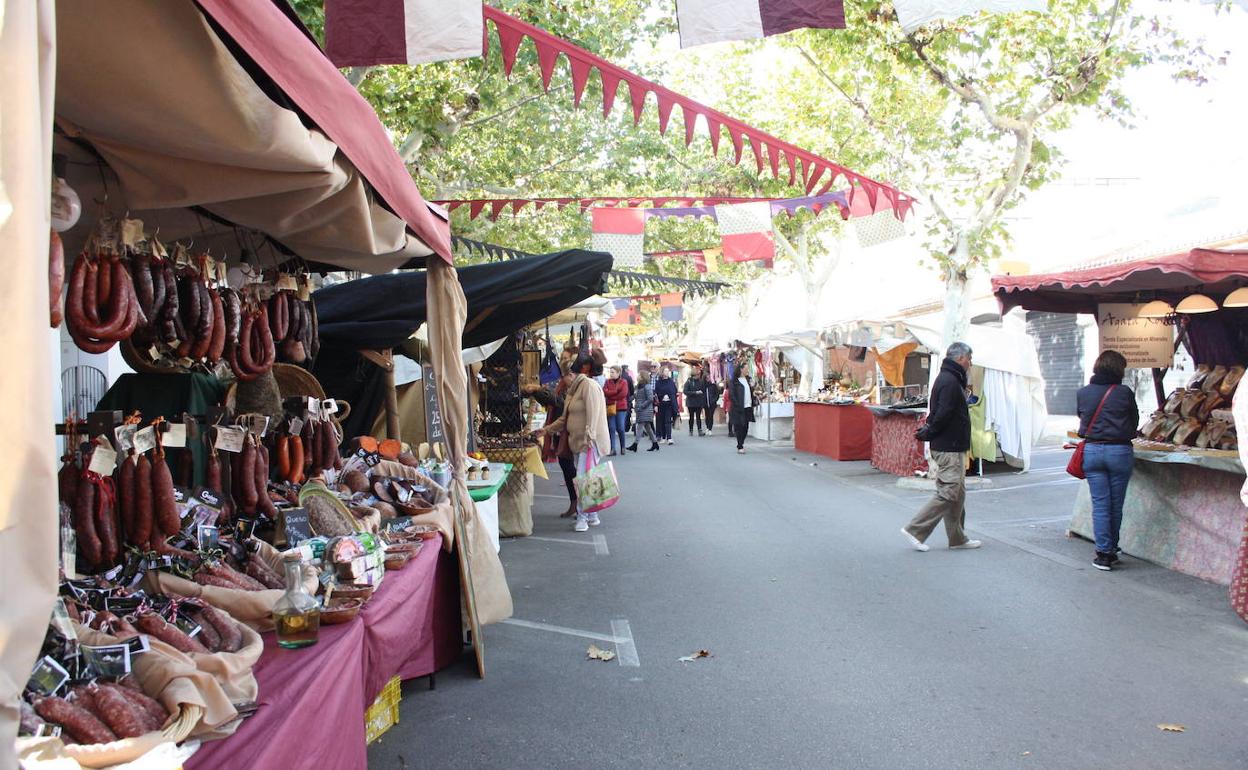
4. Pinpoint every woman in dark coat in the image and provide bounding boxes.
[683,365,709,437]
[1075,349,1139,571]
[654,365,679,445]
[728,369,758,454]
